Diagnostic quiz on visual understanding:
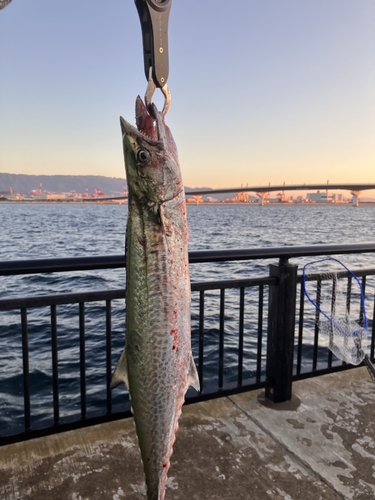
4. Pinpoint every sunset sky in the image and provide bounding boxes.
[0,0,374,190]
